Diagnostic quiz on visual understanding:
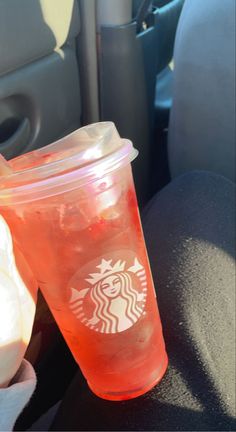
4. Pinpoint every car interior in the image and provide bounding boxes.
[0,0,235,430]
